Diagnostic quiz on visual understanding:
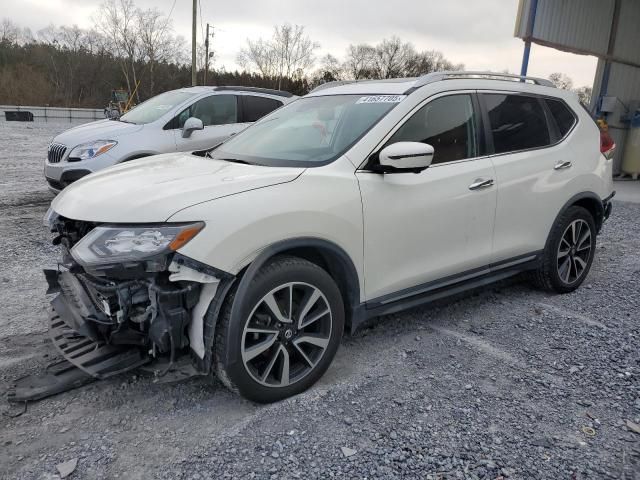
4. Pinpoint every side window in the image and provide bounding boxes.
[545,99,576,137]
[242,96,283,123]
[483,94,551,154]
[175,95,238,128]
[386,94,478,164]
